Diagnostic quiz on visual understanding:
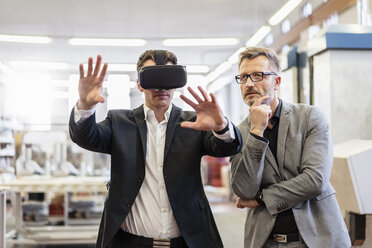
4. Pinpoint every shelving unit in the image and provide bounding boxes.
[1,176,108,246]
